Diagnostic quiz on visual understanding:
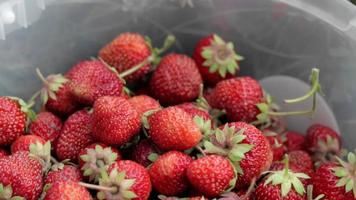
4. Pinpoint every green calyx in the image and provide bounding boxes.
[193,116,213,138]
[80,145,118,183]
[35,68,68,105]
[264,155,310,197]
[141,108,161,129]
[203,125,253,175]
[332,151,356,198]
[312,135,341,164]
[96,169,137,200]
[201,34,243,78]
[29,141,52,173]
[253,68,321,128]
[306,185,325,200]
[0,184,24,200]
[7,96,36,122]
